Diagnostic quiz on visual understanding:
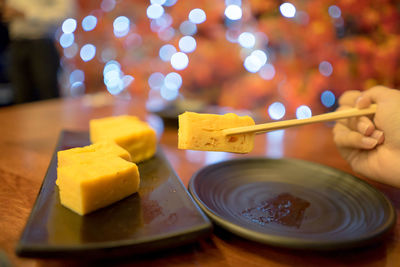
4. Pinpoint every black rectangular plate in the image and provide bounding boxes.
[16,131,212,258]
